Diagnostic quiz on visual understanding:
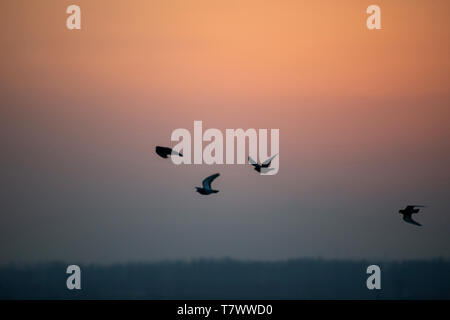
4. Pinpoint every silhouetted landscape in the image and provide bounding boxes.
[1,258,449,299]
